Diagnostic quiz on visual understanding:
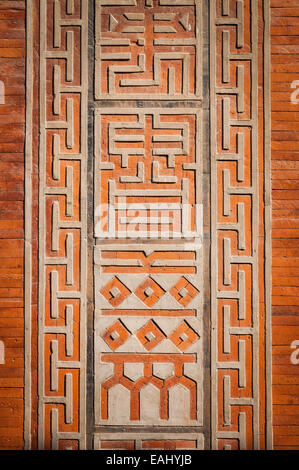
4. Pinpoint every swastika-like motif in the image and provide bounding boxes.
[38,0,88,450]
[95,0,202,100]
